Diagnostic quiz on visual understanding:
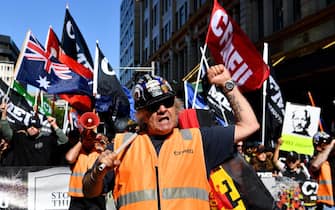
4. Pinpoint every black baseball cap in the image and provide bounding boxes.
[28,117,42,129]
[286,151,300,163]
